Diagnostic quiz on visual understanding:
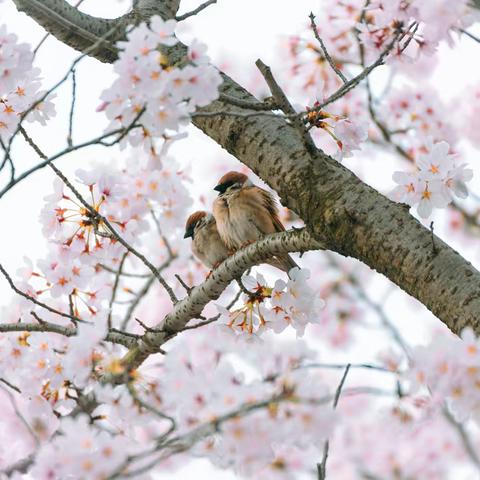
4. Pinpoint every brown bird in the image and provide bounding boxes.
[212,171,298,274]
[184,211,229,269]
